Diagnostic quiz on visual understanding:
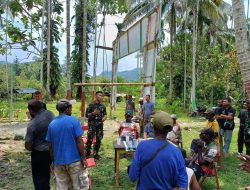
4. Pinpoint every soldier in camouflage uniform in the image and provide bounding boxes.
[86,91,107,160]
